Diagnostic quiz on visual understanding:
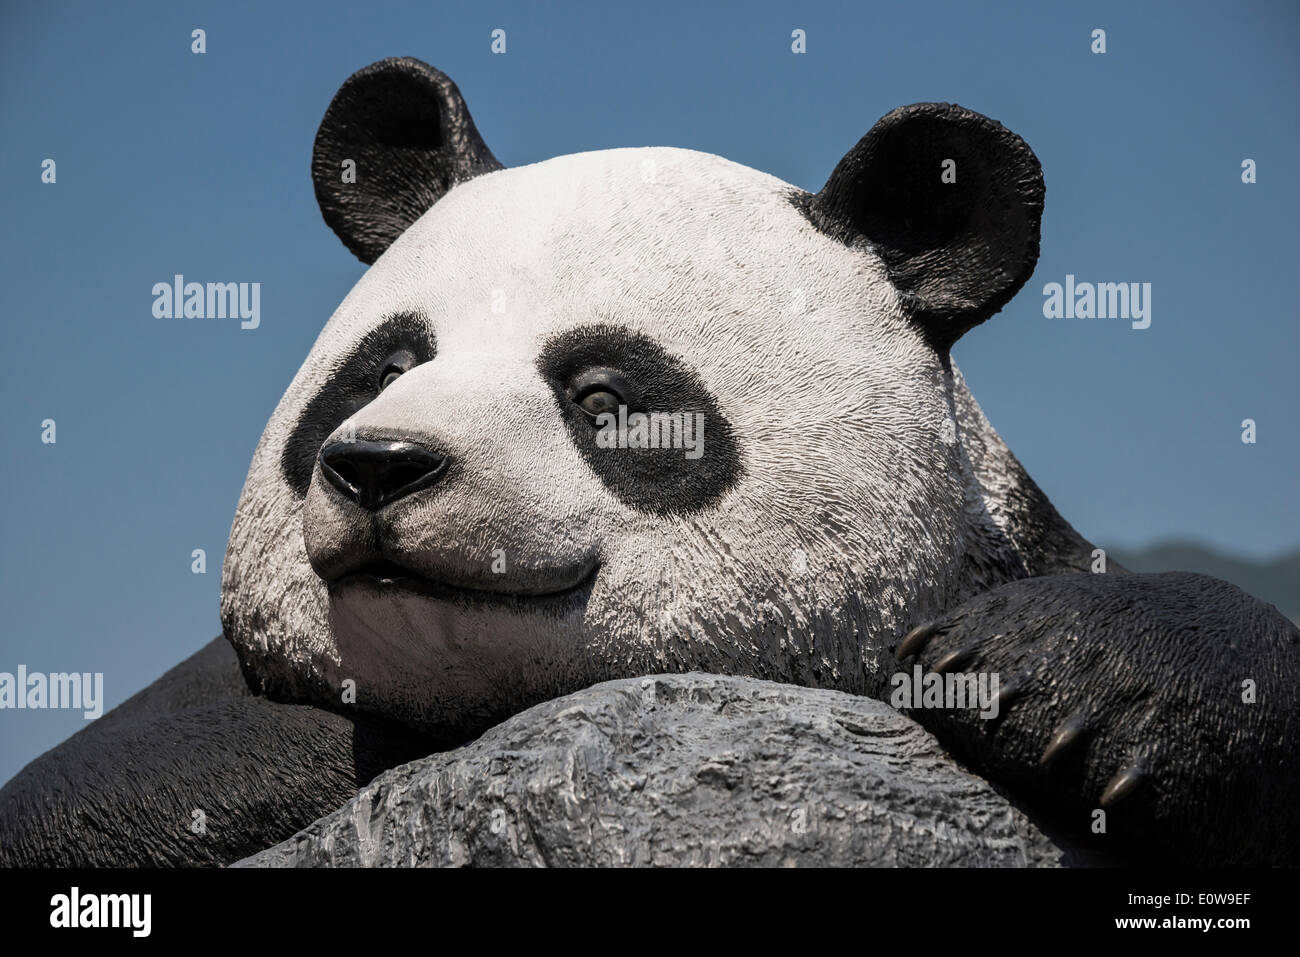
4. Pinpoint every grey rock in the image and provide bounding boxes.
[237,673,1062,867]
